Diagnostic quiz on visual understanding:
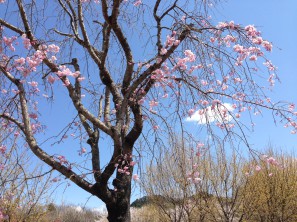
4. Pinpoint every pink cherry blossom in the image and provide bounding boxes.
[28,81,38,87]
[165,35,175,46]
[14,57,26,65]
[0,145,6,154]
[233,44,244,53]
[201,80,208,86]
[149,100,159,107]
[249,55,257,61]
[29,113,38,120]
[196,142,204,149]
[174,40,180,46]
[210,37,216,43]
[221,84,228,91]
[77,77,85,82]
[58,155,68,164]
[48,75,56,84]
[234,77,242,83]
[184,50,196,62]
[51,177,60,182]
[201,100,209,106]
[262,40,273,51]
[133,0,142,6]
[255,165,261,171]
[252,37,263,45]
[288,103,295,111]
[266,157,278,165]
[217,22,229,29]
[3,36,17,51]
[160,48,167,55]
[267,74,275,86]
[245,25,260,37]
[132,174,140,181]
[188,109,195,117]
[48,44,60,53]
